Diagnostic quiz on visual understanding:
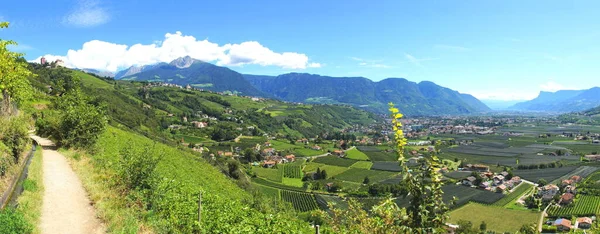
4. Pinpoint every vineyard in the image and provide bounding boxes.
[283,165,302,178]
[547,195,600,217]
[493,183,533,207]
[281,190,319,212]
